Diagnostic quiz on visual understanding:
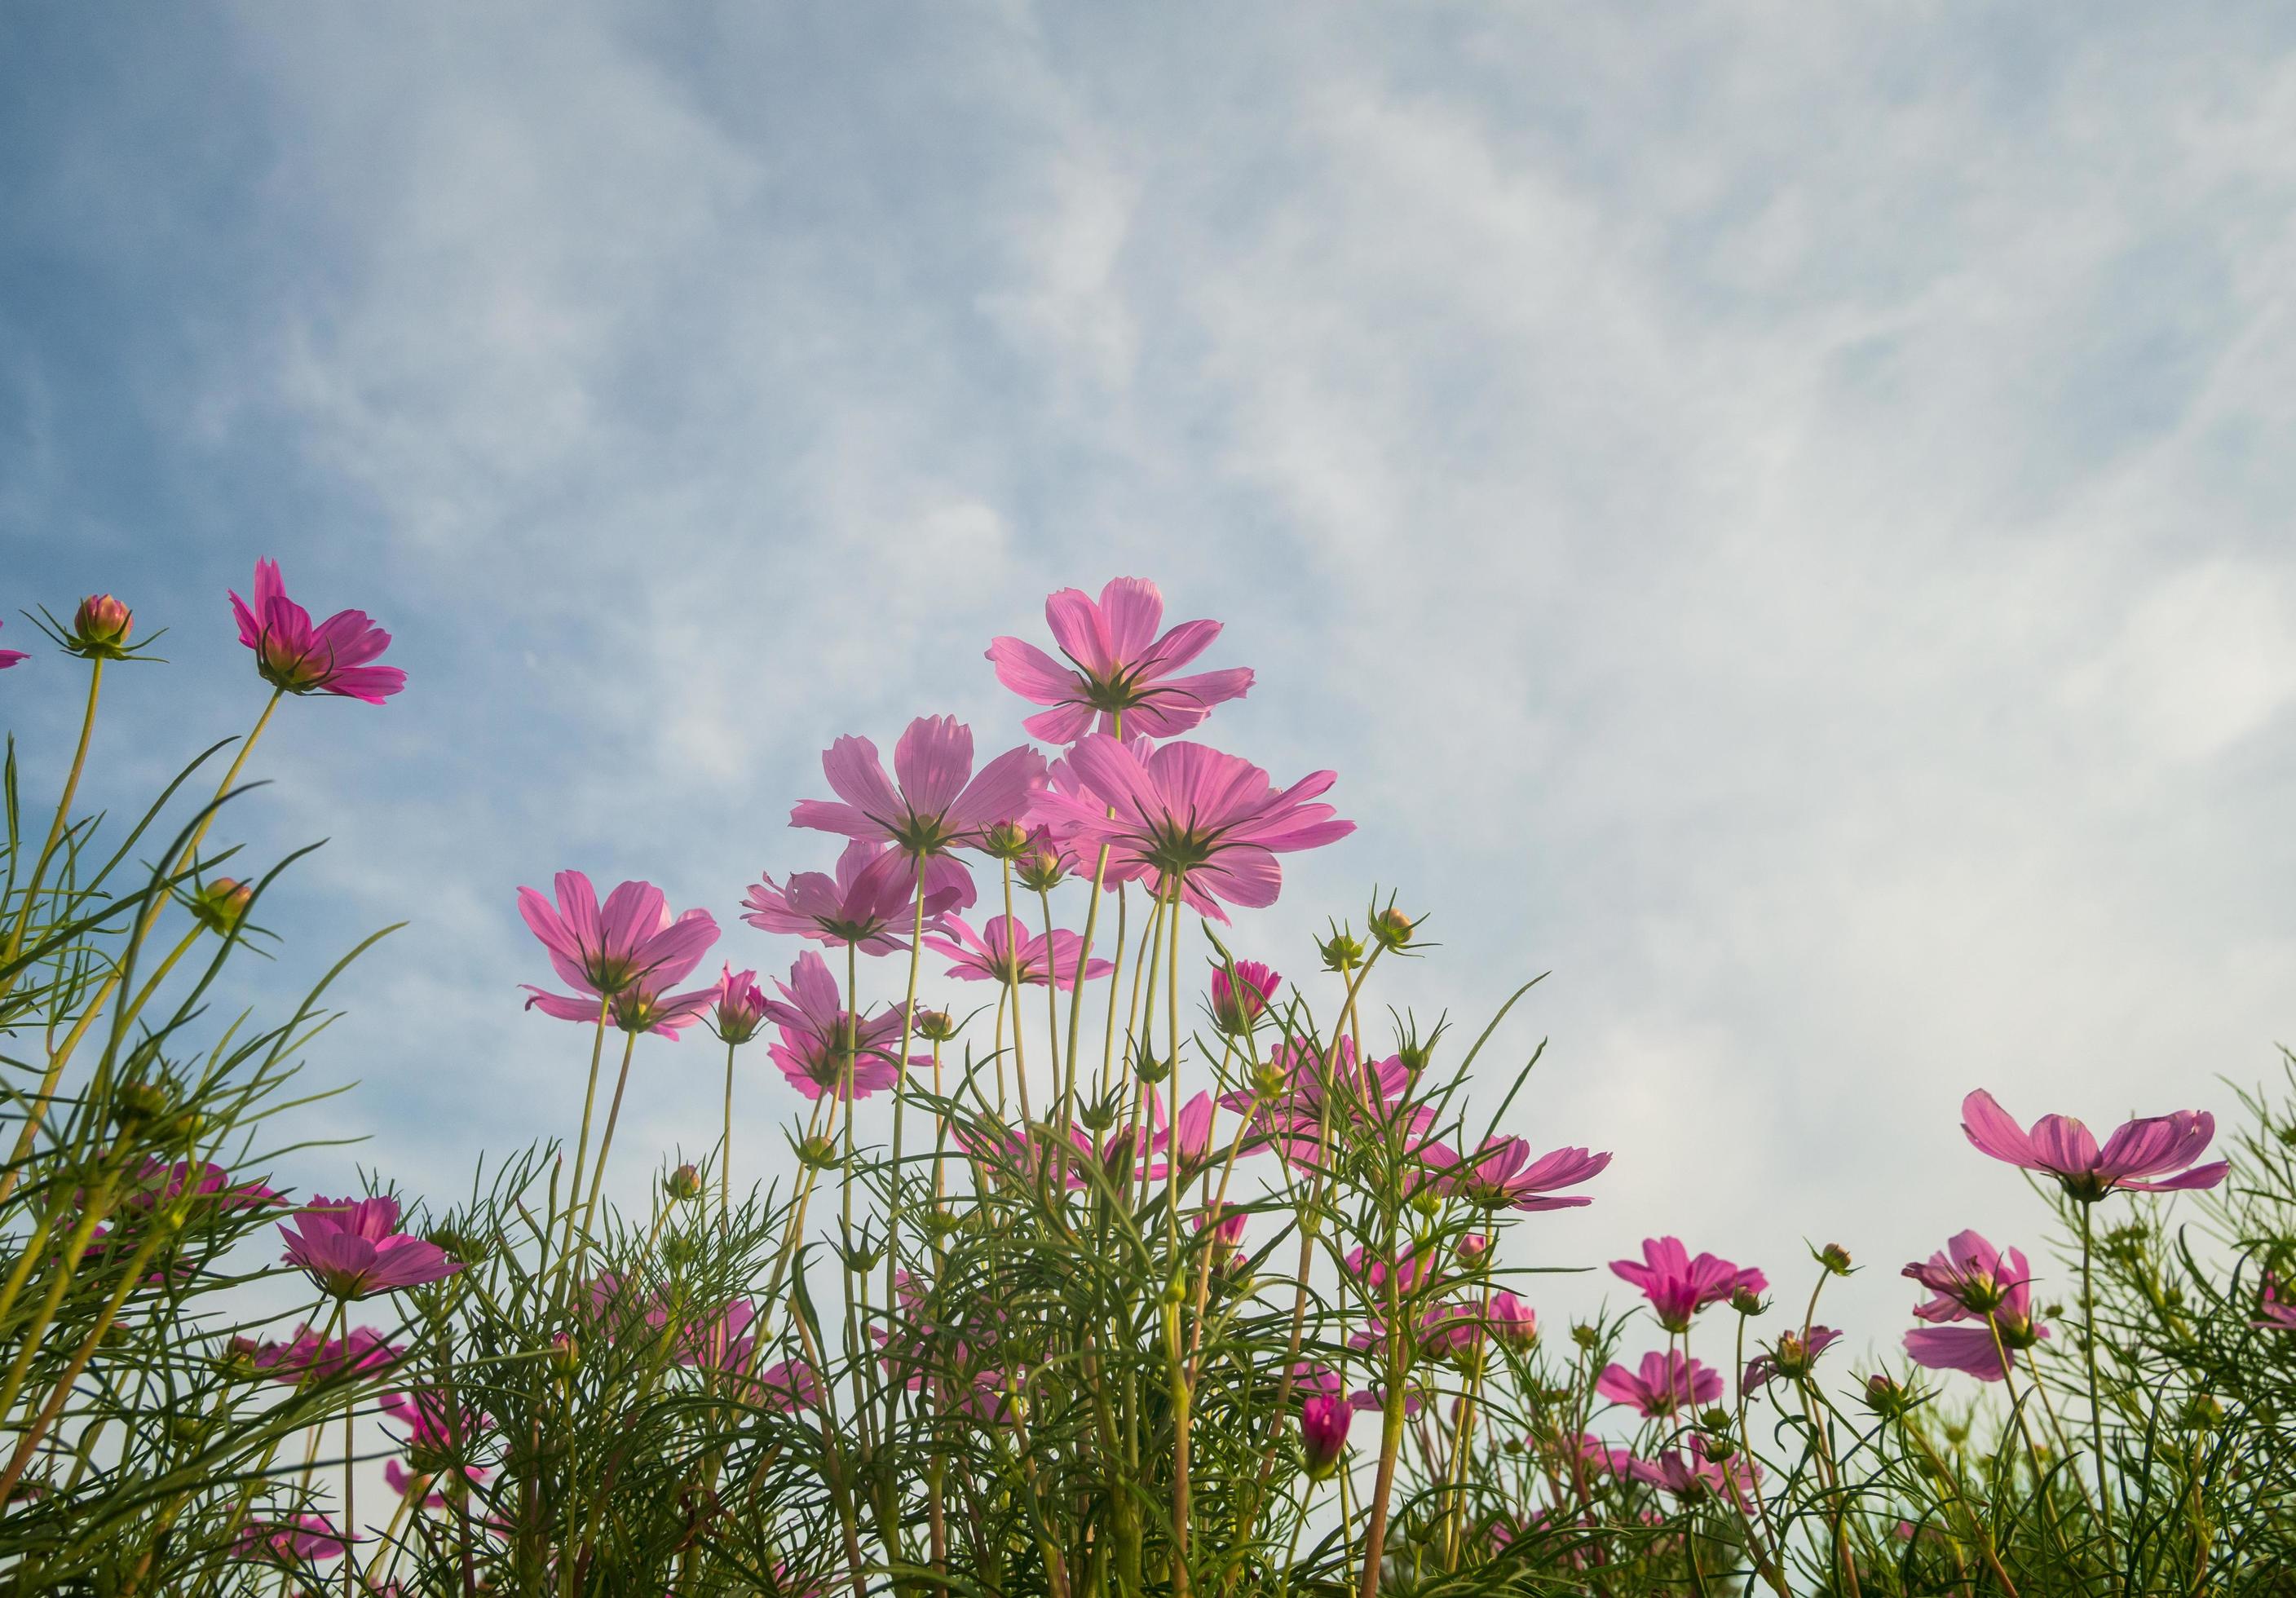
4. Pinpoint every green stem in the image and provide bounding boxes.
[1,654,105,989]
